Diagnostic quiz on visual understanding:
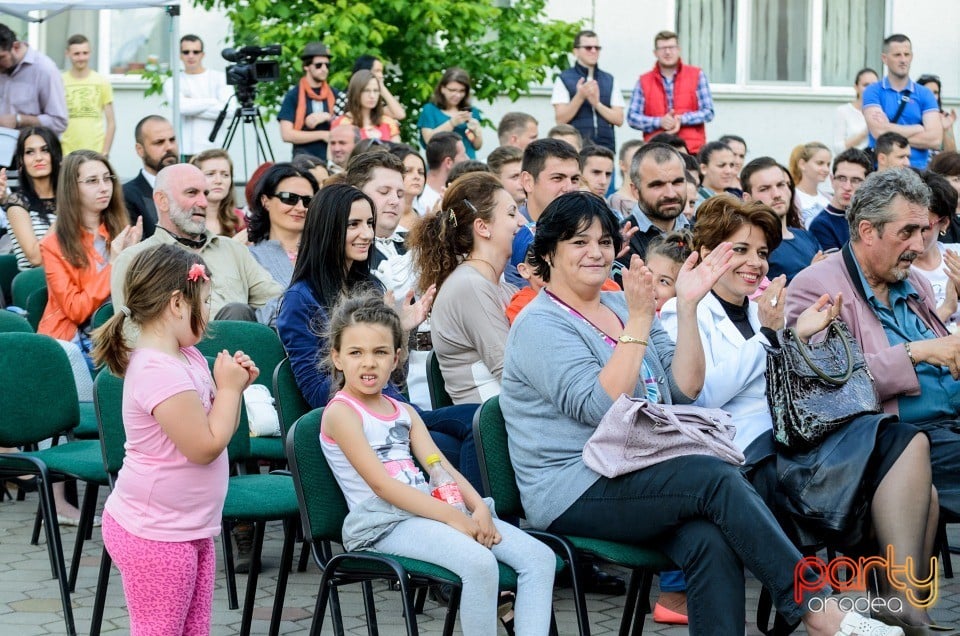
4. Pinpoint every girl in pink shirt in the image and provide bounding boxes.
[92,244,258,635]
